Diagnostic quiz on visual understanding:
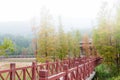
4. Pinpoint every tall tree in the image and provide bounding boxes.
[37,8,55,58]
[57,17,68,60]
[72,30,81,57]
[93,3,120,75]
